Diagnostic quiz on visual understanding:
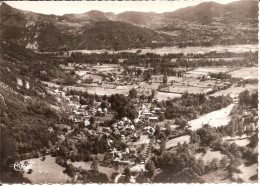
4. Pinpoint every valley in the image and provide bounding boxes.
[0,0,258,184]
